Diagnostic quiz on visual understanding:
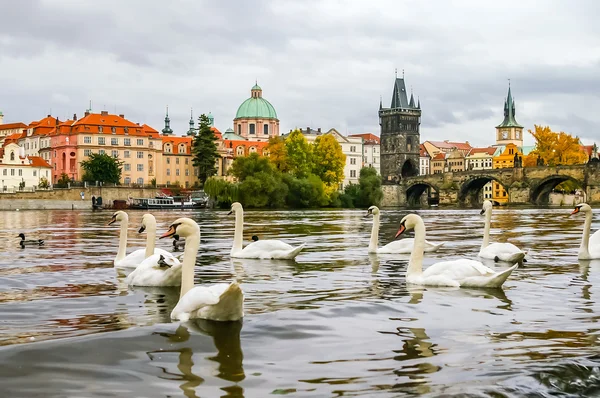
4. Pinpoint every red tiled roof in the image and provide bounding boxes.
[162,136,192,154]
[433,153,446,160]
[0,122,28,130]
[222,139,270,157]
[581,145,599,157]
[27,156,52,168]
[349,133,380,144]
[419,144,429,157]
[468,147,496,156]
[426,140,472,151]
